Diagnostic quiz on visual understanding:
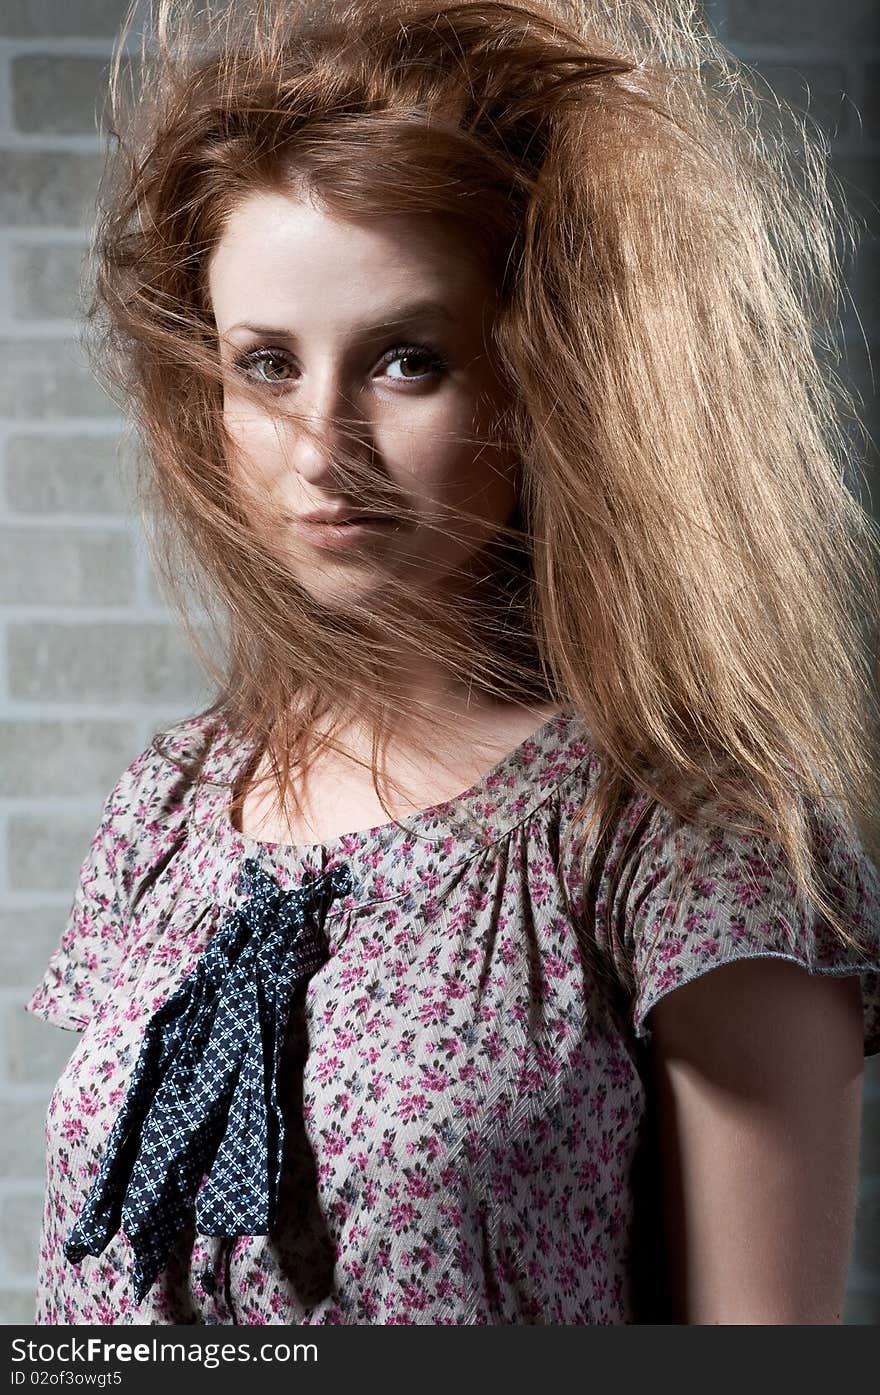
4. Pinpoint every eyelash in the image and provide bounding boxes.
[231,342,448,390]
